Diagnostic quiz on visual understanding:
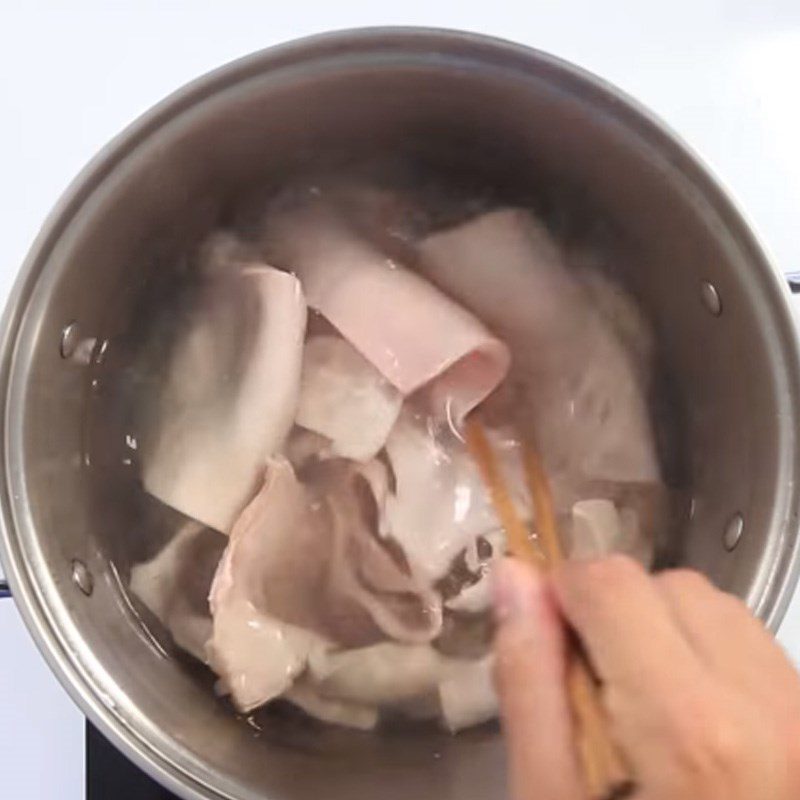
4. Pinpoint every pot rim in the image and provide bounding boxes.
[1,26,799,800]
